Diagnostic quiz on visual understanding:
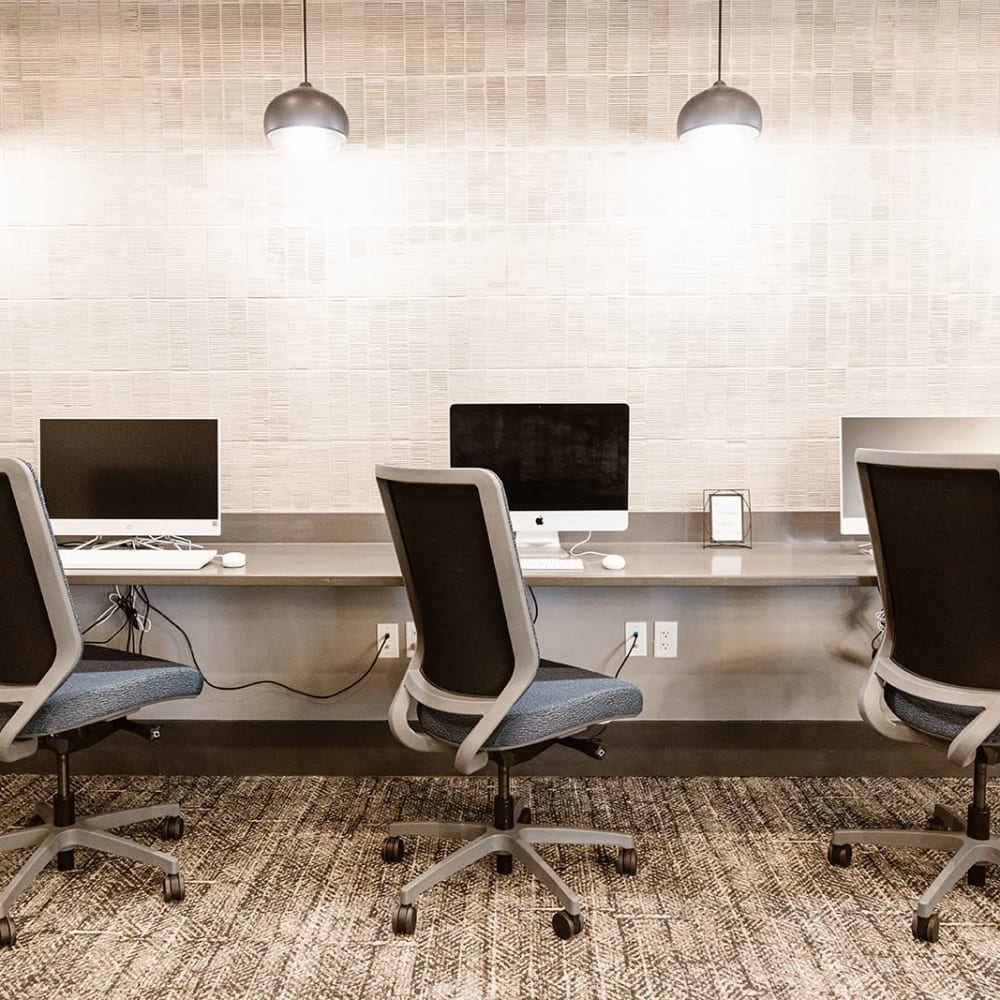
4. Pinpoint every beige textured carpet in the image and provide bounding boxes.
[0,773,998,999]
